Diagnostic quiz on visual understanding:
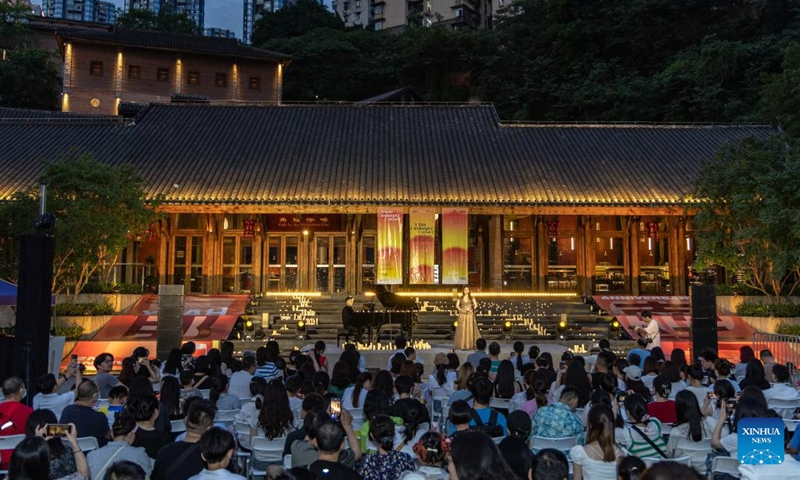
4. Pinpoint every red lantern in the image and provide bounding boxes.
[647,222,658,240]
[243,220,256,236]
[546,220,559,238]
